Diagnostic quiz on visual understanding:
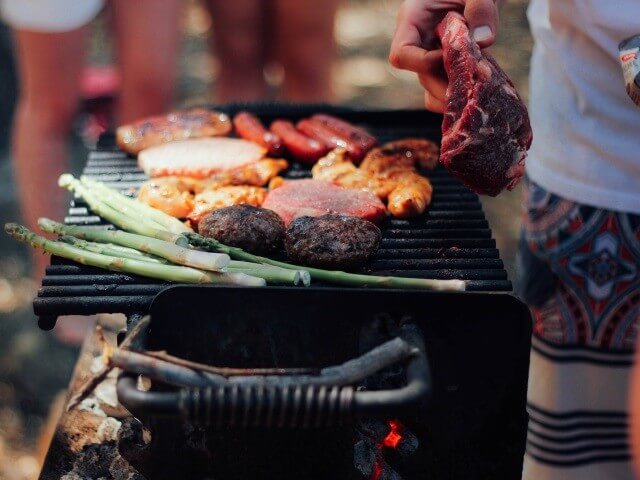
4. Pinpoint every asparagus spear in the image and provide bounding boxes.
[80,176,192,234]
[57,230,309,286]
[58,235,169,264]
[5,223,265,287]
[39,218,229,272]
[58,174,188,246]
[188,232,466,291]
